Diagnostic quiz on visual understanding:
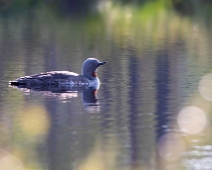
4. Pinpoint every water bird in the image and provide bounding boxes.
[9,58,107,89]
